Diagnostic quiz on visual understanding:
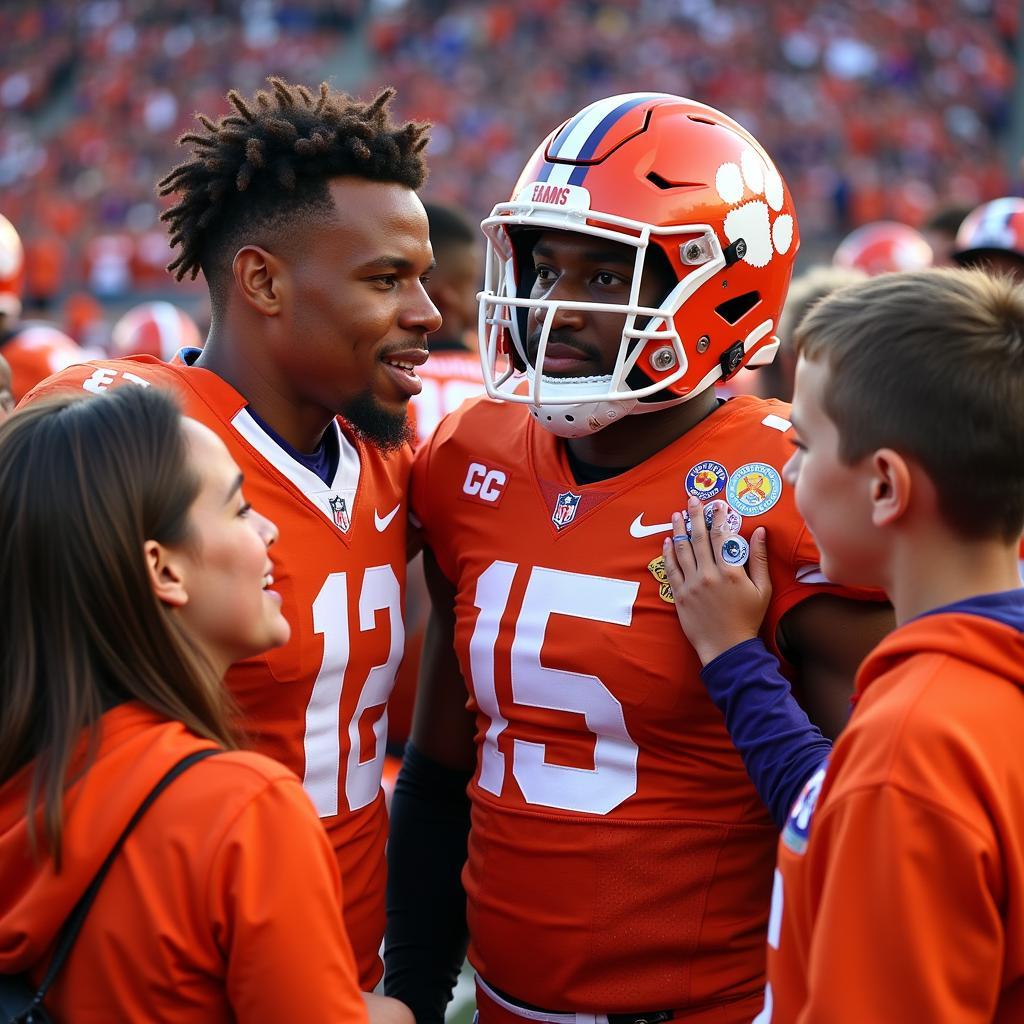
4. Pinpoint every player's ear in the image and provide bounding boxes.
[232,245,285,317]
[869,447,911,527]
[144,539,189,608]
